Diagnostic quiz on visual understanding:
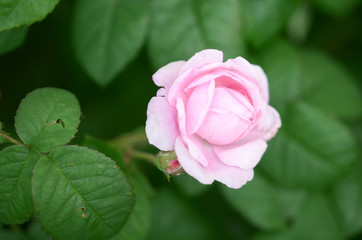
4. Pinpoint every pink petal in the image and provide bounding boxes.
[175,137,213,185]
[180,49,223,73]
[249,105,282,141]
[145,97,180,151]
[175,137,254,189]
[214,140,267,169]
[186,80,215,134]
[153,61,186,90]
[253,64,269,103]
[224,57,258,83]
[167,68,194,106]
[194,87,256,145]
[176,98,208,166]
[156,88,166,97]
